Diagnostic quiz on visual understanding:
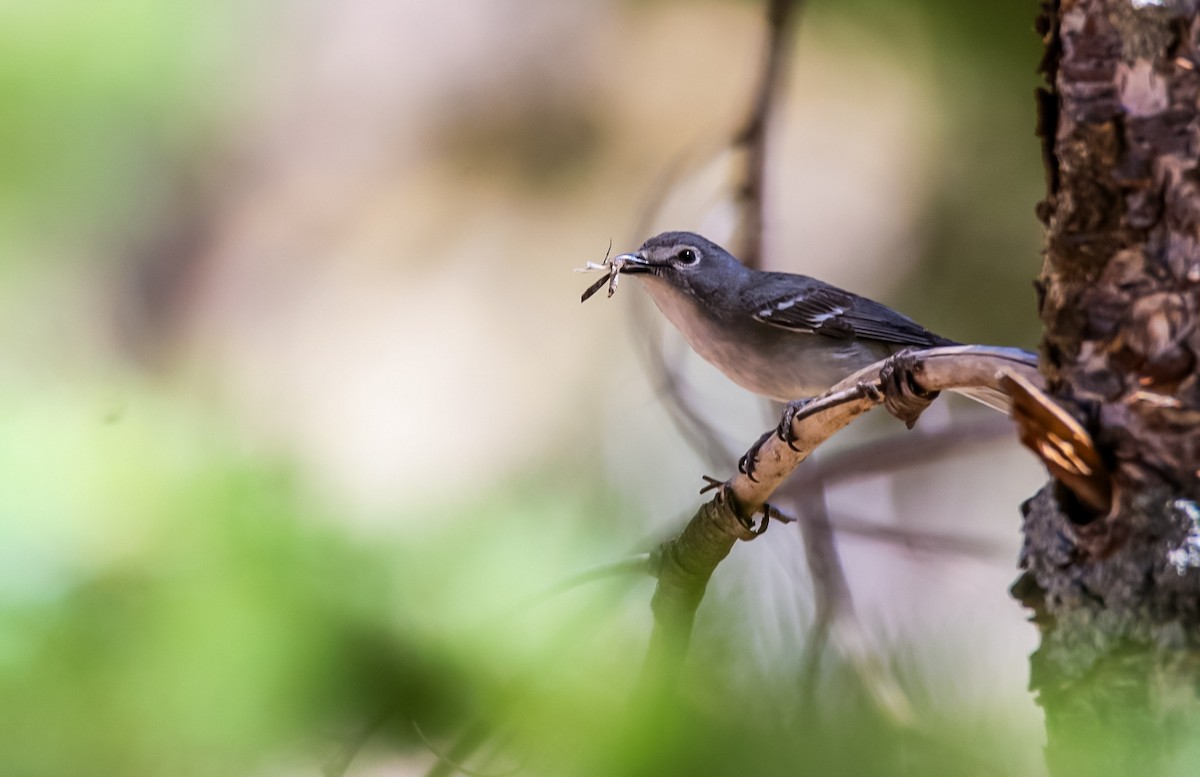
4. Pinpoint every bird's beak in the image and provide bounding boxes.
[614,252,656,275]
